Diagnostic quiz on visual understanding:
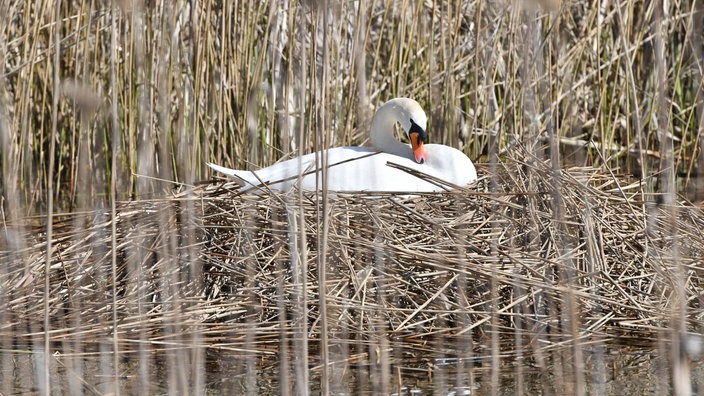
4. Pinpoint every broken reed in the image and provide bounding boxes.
[2,149,704,392]
[1,1,704,393]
